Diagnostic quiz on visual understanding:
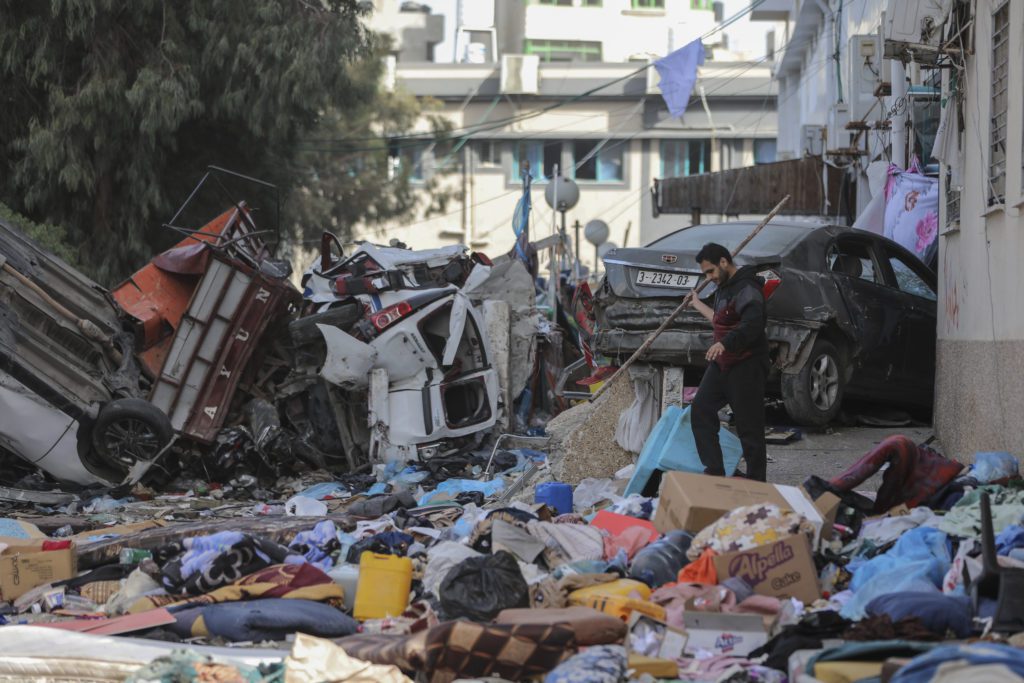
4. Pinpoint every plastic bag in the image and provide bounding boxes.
[573,478,623,512]
[968,452,1020,483]
[439,550,529,621]
[418,478,505,506]
[285,495,328,517]
[615,365,660,453]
